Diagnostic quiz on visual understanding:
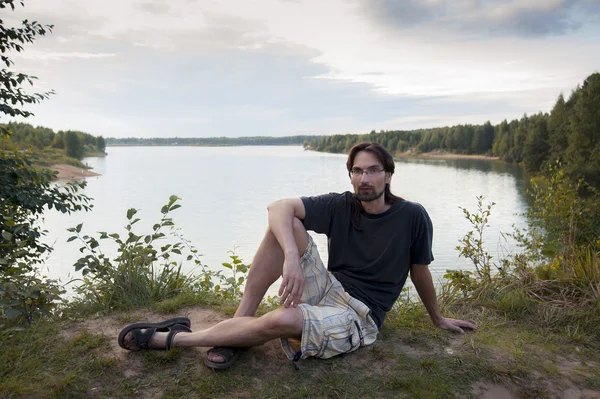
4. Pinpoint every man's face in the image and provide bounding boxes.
[350,151,391,202]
